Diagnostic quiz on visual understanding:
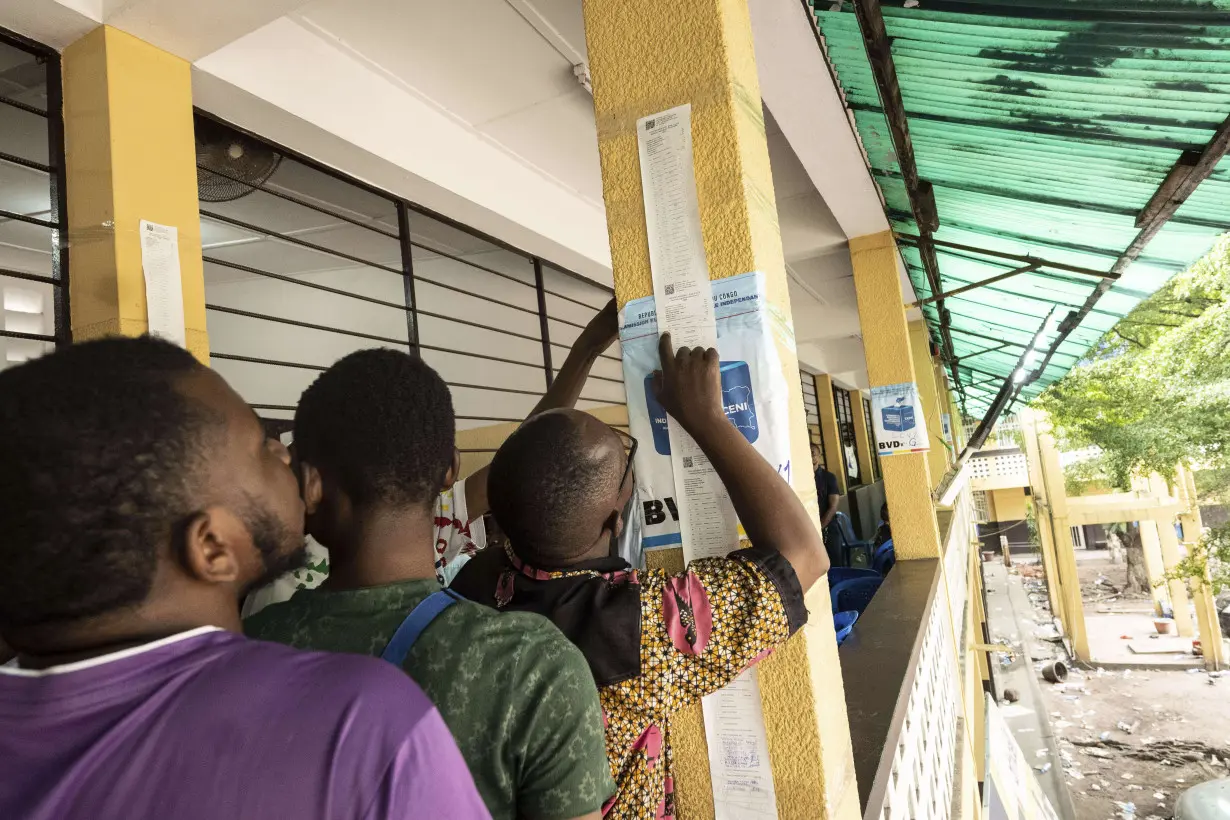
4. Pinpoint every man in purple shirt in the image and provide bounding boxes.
[0,336,489,820]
